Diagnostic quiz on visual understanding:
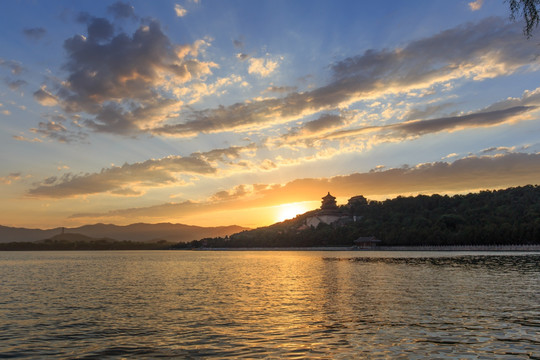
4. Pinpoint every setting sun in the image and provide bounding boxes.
[275,202,313,223]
